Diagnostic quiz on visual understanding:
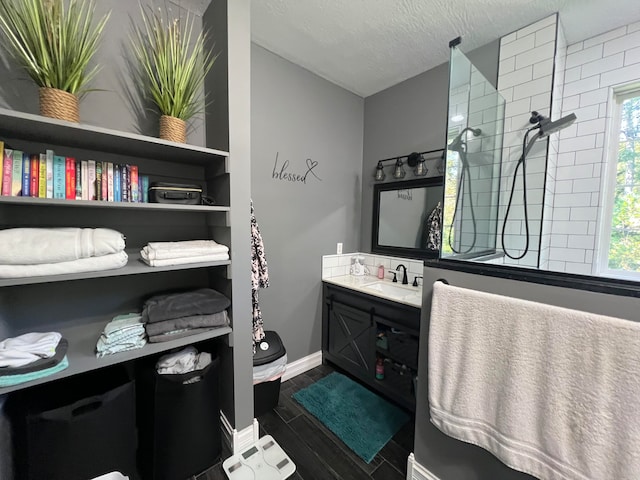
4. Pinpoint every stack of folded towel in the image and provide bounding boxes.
[96,313,147,358]
[0,332,69,387]
[142,288,231,343]
[0,227,128,278]
[140,240,229,267]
